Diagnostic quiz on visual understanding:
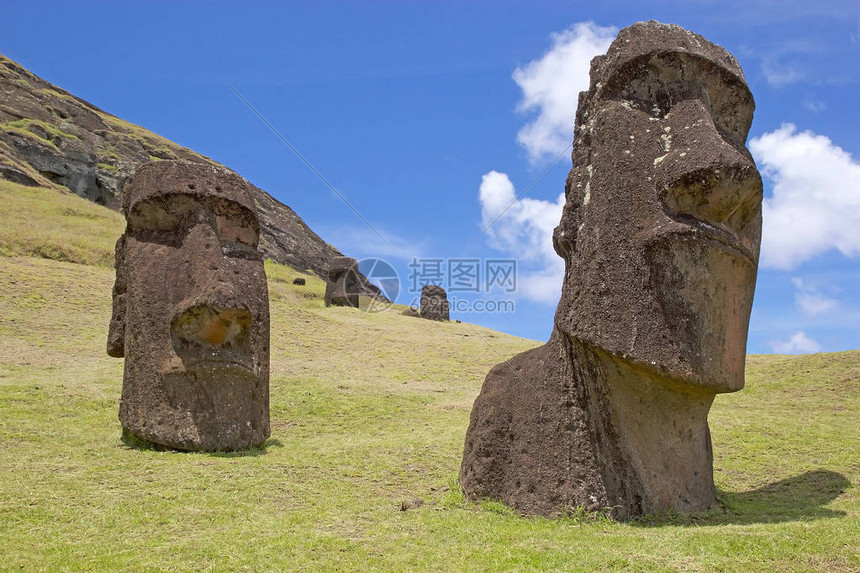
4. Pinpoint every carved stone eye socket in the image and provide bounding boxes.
[127,194,259,248]
[601,53,754,145]
[126,194,195,233]
[615,73,708,119]
[215,214,257,248]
